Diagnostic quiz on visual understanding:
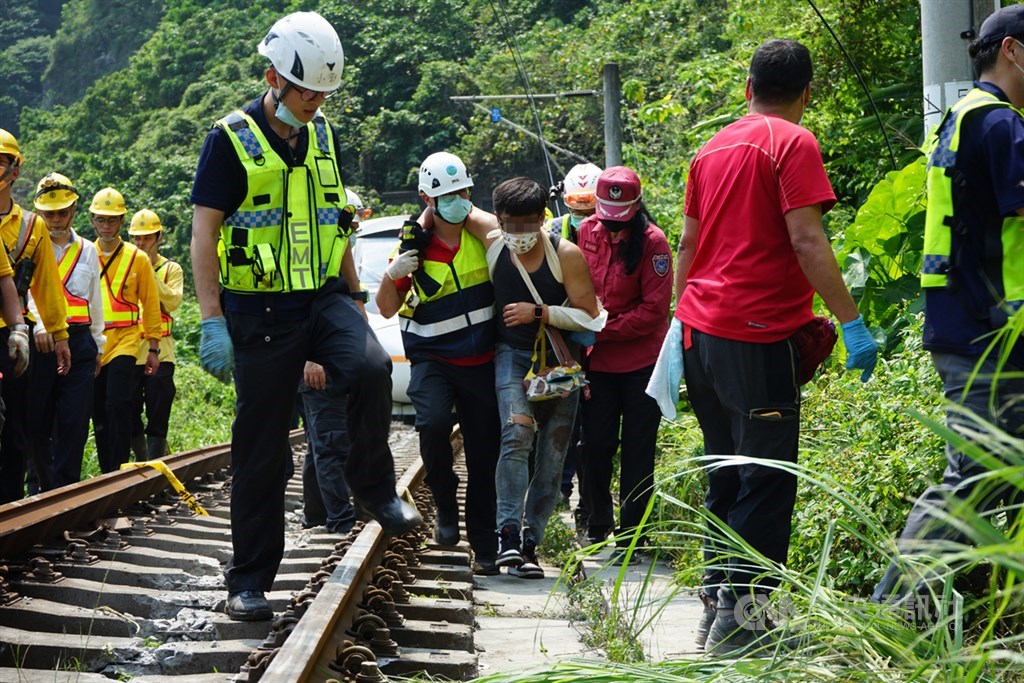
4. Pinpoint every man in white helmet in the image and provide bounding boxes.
[375,152,501,575]
[190,12,421,622]
[548,162,602,245]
